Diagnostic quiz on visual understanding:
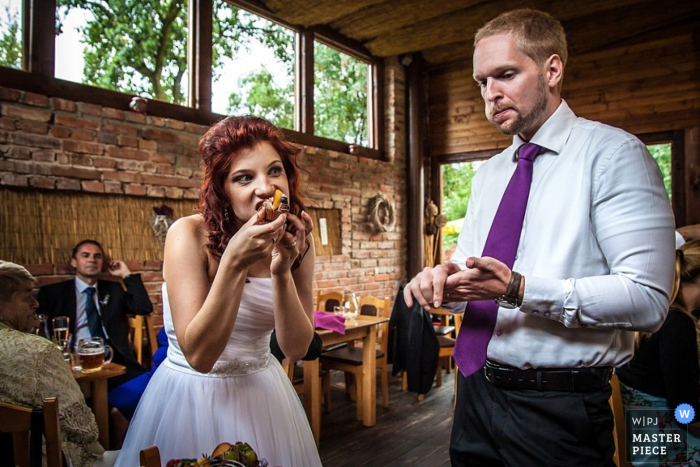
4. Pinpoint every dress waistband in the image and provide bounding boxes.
[165,353,271,378]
